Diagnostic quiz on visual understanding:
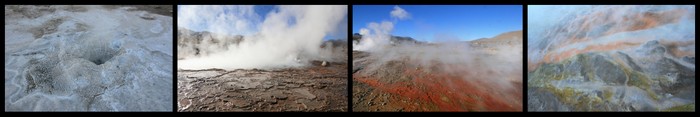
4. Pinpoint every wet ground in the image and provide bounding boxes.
[177,61,348,112]
[5,5,173,111]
